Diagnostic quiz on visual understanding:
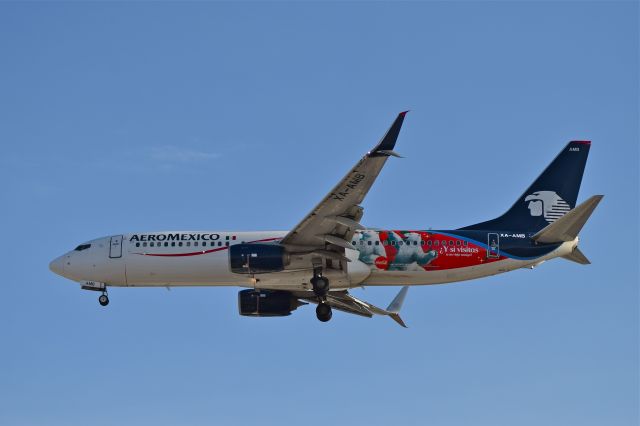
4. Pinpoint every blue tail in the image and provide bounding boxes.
[460,141,591,232]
